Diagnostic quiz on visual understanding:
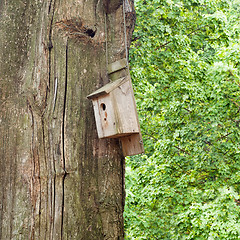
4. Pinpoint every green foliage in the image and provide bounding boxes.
[124,0,240,239]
